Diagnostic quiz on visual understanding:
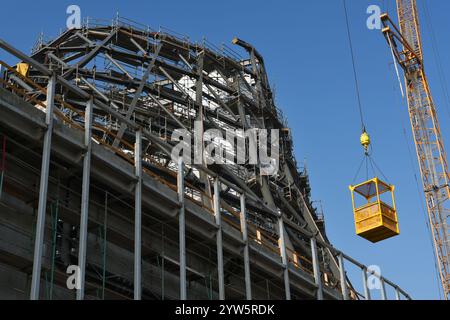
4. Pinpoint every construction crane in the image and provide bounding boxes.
[381,0,450,299]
